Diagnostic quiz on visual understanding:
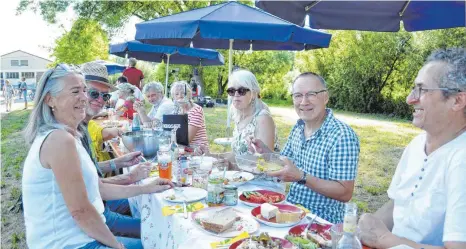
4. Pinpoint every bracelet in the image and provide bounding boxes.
[110,160,117,173]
